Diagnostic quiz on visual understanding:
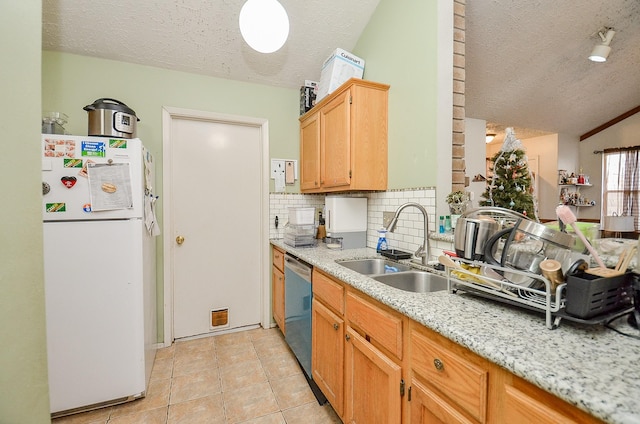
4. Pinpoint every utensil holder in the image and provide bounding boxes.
[565,272,633,319]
